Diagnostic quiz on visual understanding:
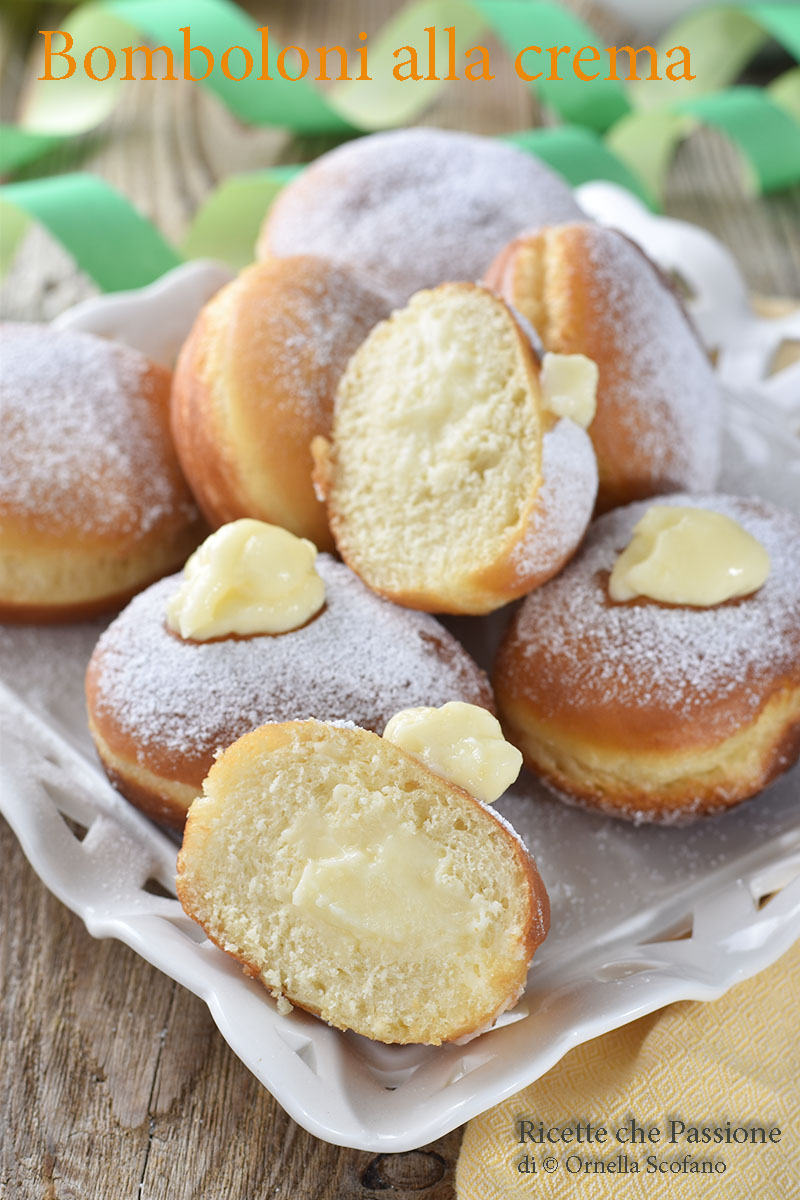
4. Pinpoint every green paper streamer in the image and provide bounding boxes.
[180,125,655,271]
[680,86,800,192]
[19,7,135,135]
[181,164,302,268]
[472,0,629,131]
[0,201,30,276]
[605,109,691,203]
[3,0,800,203]
[632,6,769,112]
[109,0,352,133]
[331,0,486,130]
[752,3,800,61]
[0,125,655,286]
[2,1,800,287]
[768,67,800,124]
[12,0,629,142]
[0,124,63,175]
[609,85,800,201]
[0,172,182,290]
[505,126,653,204]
